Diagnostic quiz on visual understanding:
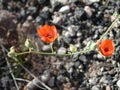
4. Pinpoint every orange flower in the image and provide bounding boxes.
[98,39,115,56]
[37,24,58,43]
